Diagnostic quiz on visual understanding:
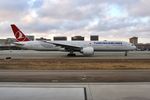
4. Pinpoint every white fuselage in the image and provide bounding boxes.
[14,40,136,51]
